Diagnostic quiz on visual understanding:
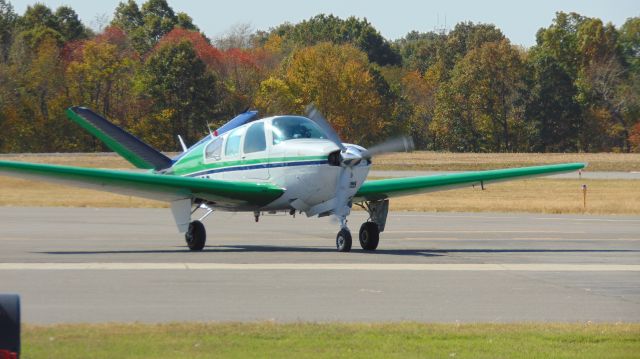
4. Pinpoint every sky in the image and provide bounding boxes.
[8,0,640,47]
